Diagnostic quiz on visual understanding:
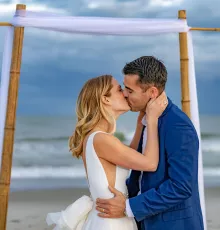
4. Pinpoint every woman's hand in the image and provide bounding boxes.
[145,92,168,122]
